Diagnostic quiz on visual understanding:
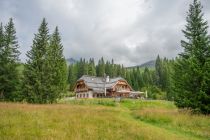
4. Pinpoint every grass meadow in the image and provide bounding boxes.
[0,99,209,140]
